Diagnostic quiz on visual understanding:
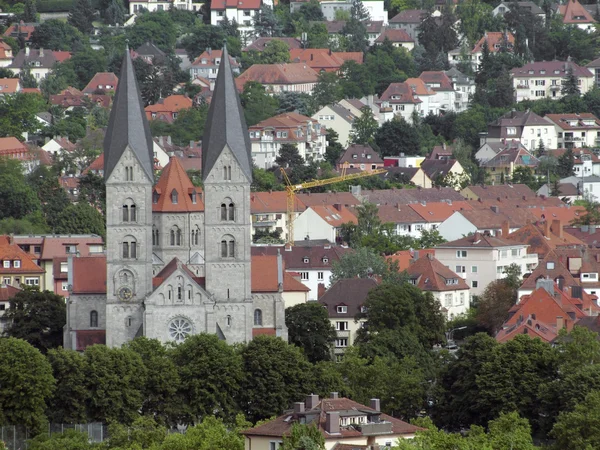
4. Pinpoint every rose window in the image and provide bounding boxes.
[169,318,192,343]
